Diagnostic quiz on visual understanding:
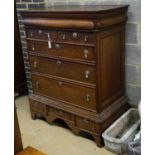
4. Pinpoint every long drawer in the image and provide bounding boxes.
[27,40,95,63]
[32,75,96,110]
[29,55,96,84]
